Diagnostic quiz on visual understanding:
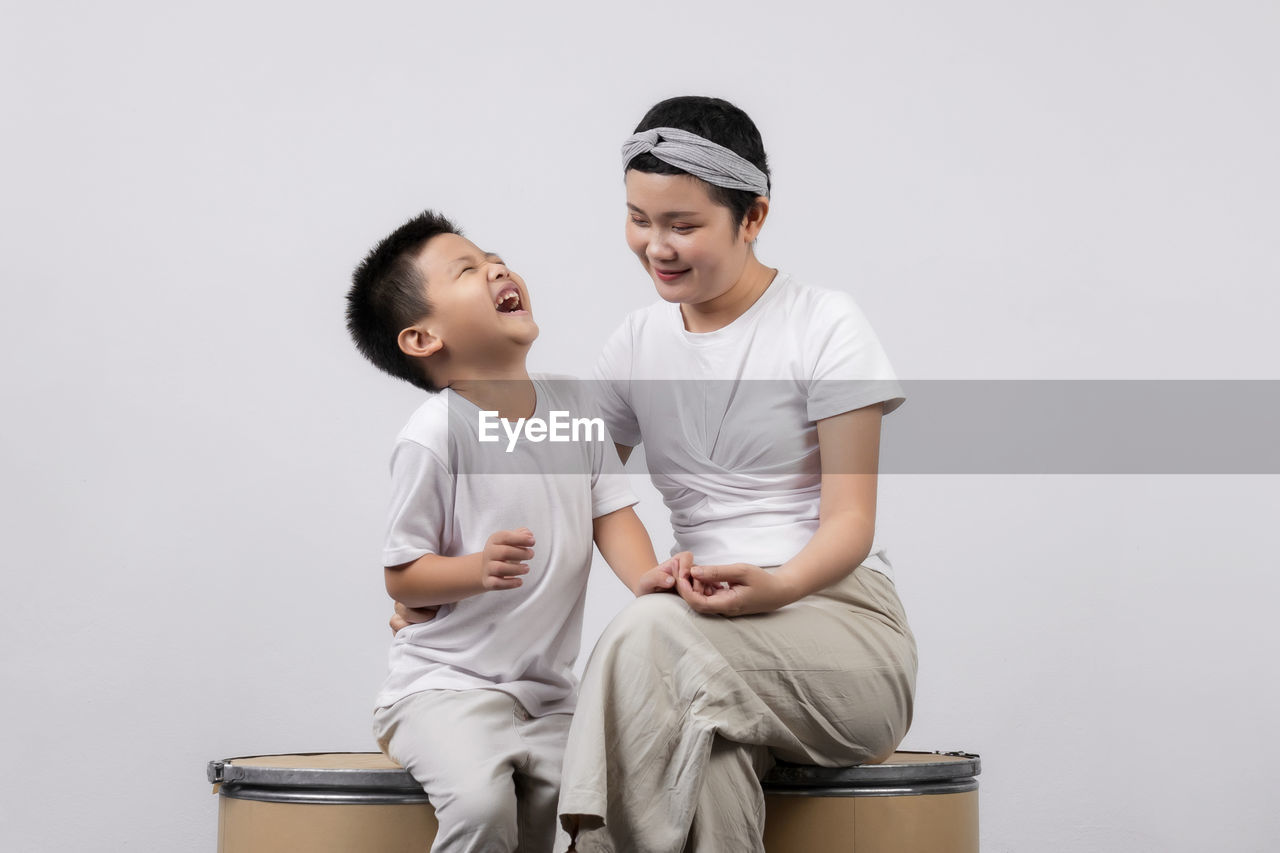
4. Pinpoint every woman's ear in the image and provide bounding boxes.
[398,324,443,359]
[741,196,770,244]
